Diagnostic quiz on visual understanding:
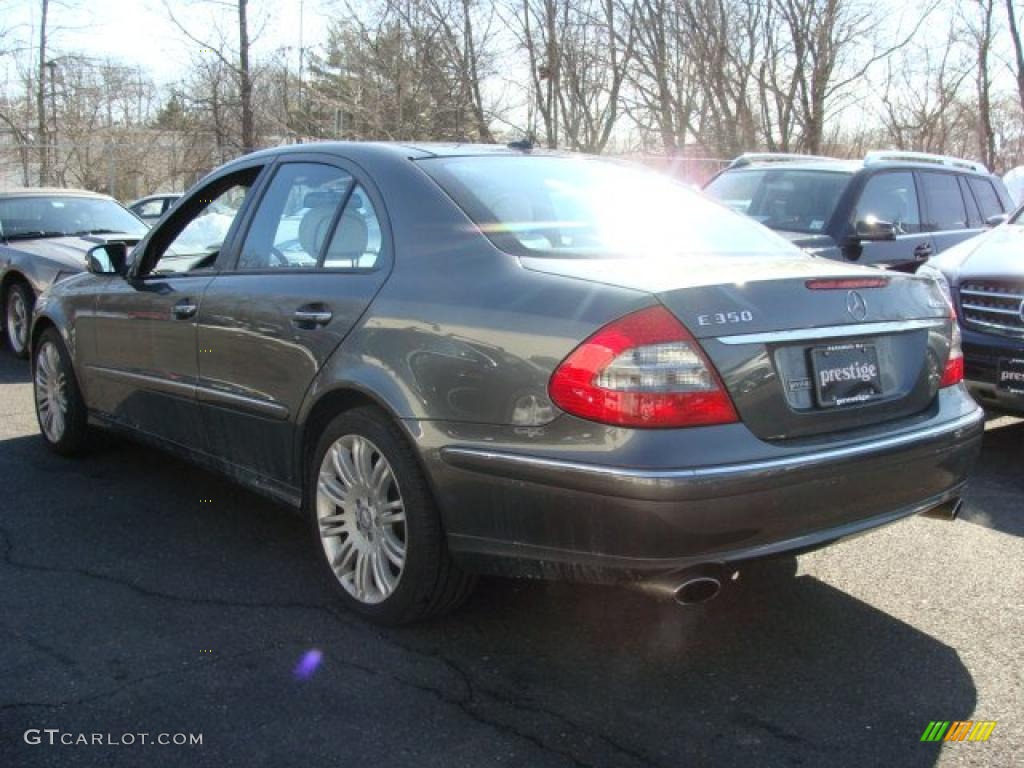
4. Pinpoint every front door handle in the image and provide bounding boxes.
[292,308,333,327]
[914,242,934,260]
[172,299,198,319]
